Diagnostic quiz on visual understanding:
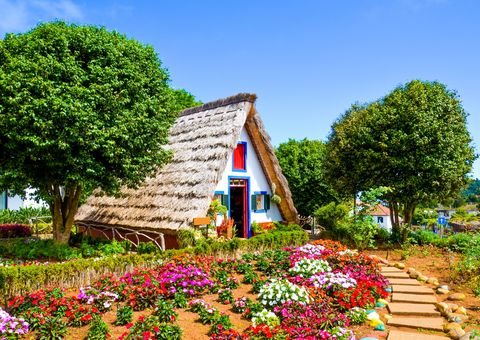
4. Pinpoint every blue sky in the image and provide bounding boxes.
[1,0,479,178]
